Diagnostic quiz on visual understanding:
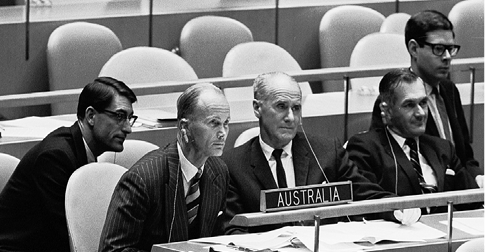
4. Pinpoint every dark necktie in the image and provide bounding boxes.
[405,138,436,194]
[186,169,202,225]
[433,87,453,143]
[272,149,287,188]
